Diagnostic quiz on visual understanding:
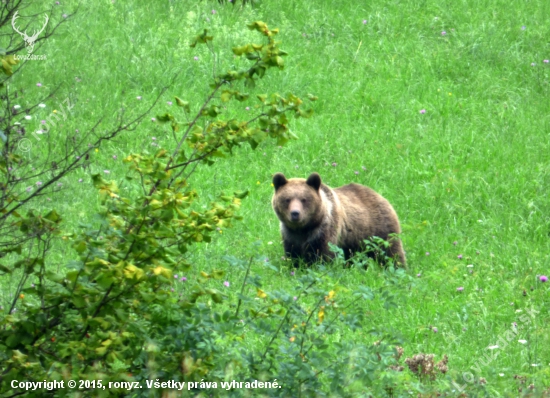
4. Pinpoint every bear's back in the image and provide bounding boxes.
[333,182,400,240]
